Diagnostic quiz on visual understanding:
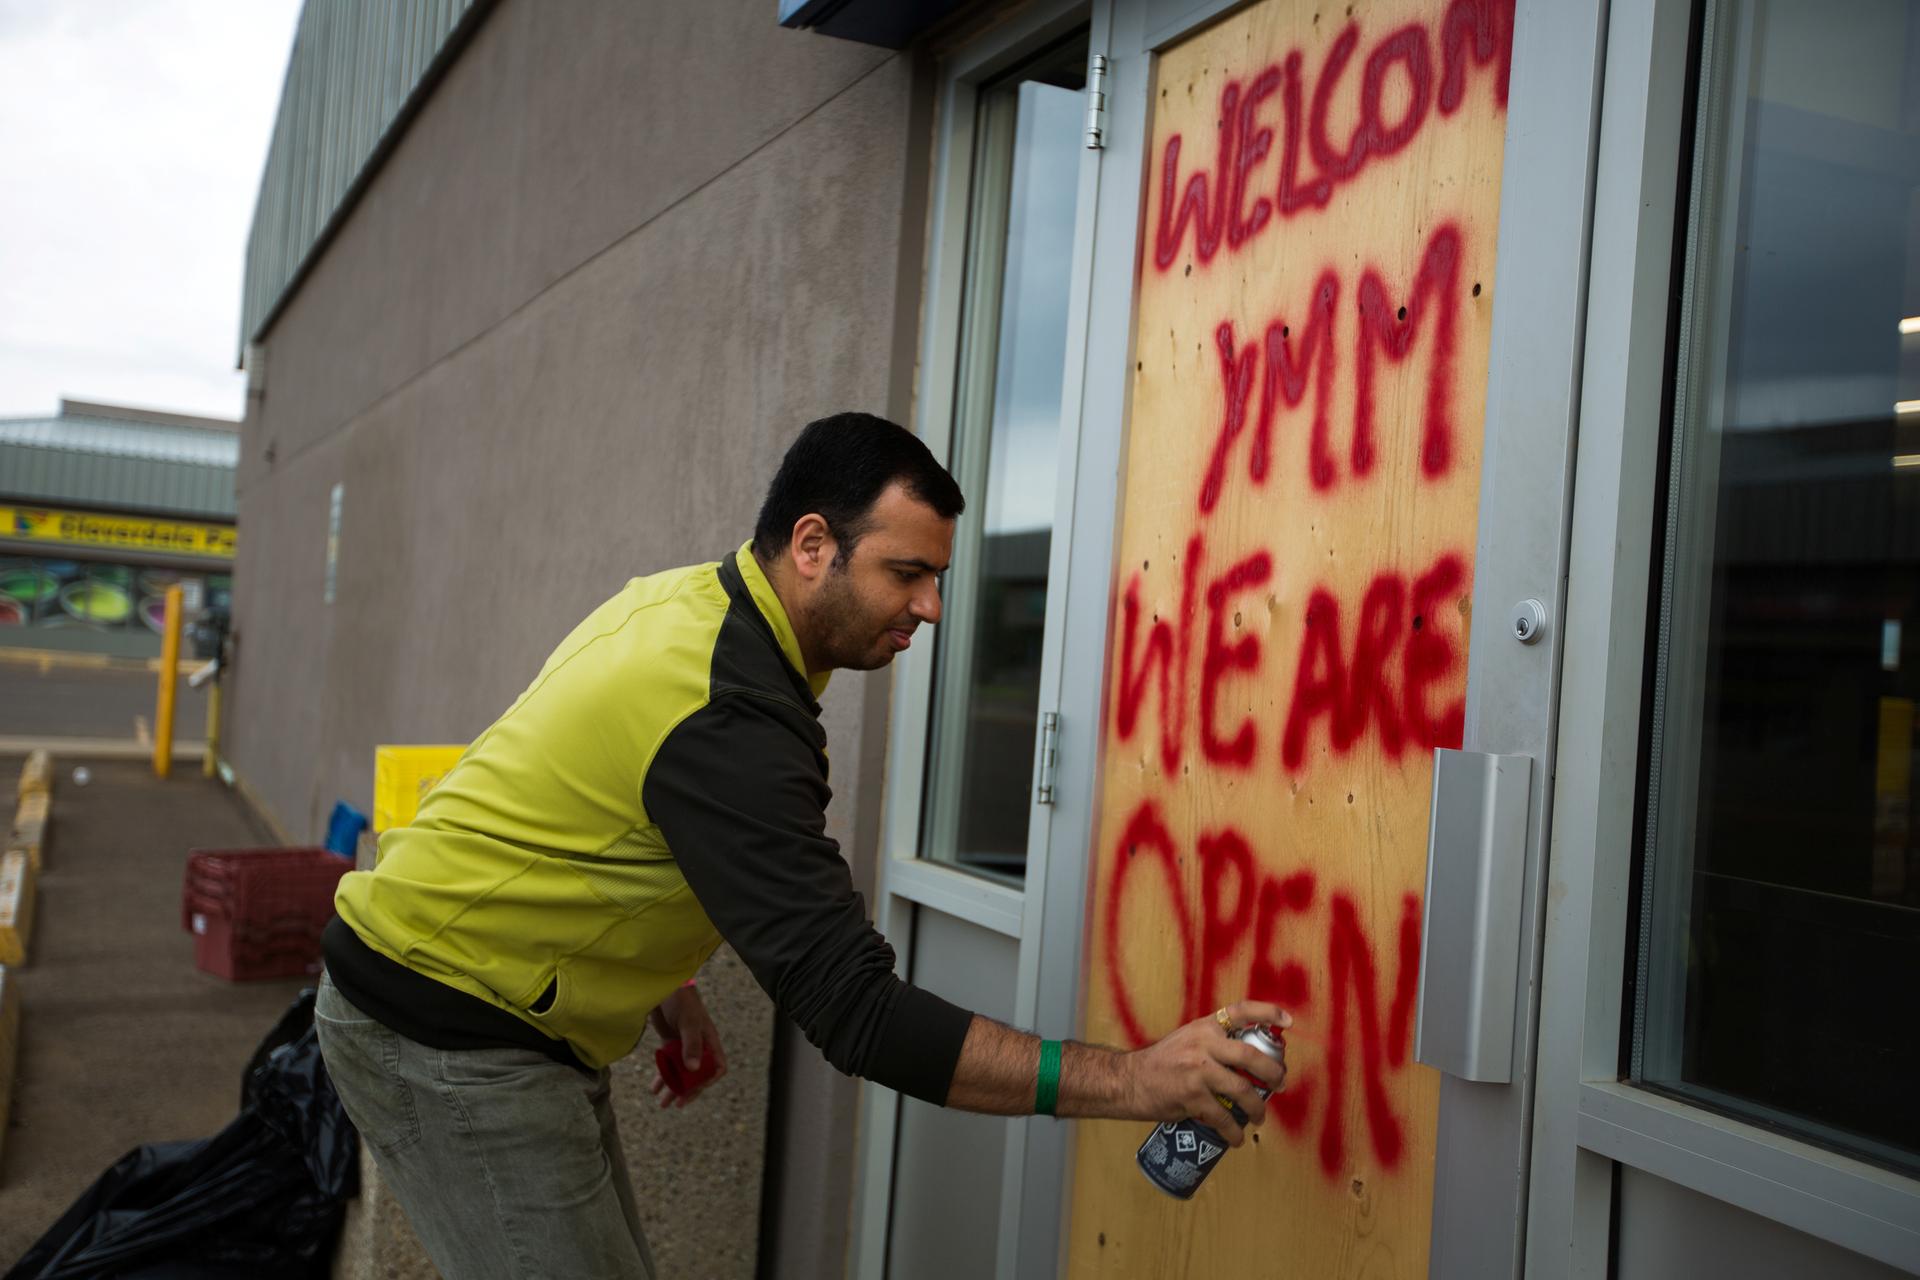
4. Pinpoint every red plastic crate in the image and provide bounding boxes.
[190,916,328,981]
[182,848,352,981]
